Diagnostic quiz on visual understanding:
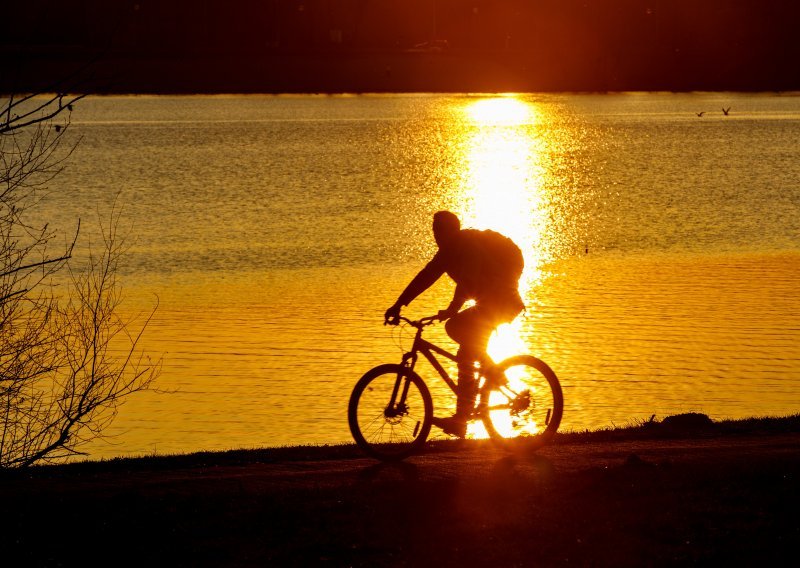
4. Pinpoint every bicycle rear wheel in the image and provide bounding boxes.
[348,364,433,461]
[480,355,563,450]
